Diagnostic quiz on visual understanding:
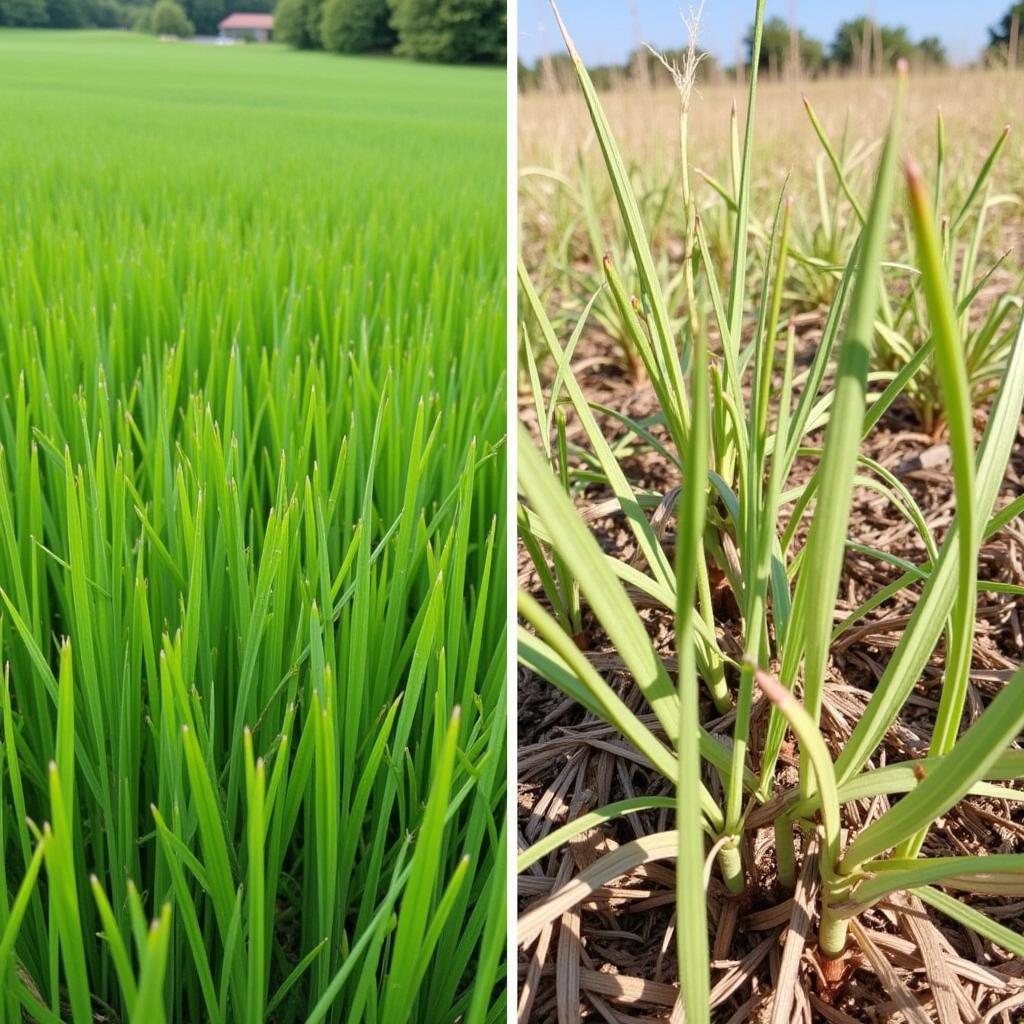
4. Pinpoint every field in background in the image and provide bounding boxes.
[0,30,504,1024]
[521,68,1024,265]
